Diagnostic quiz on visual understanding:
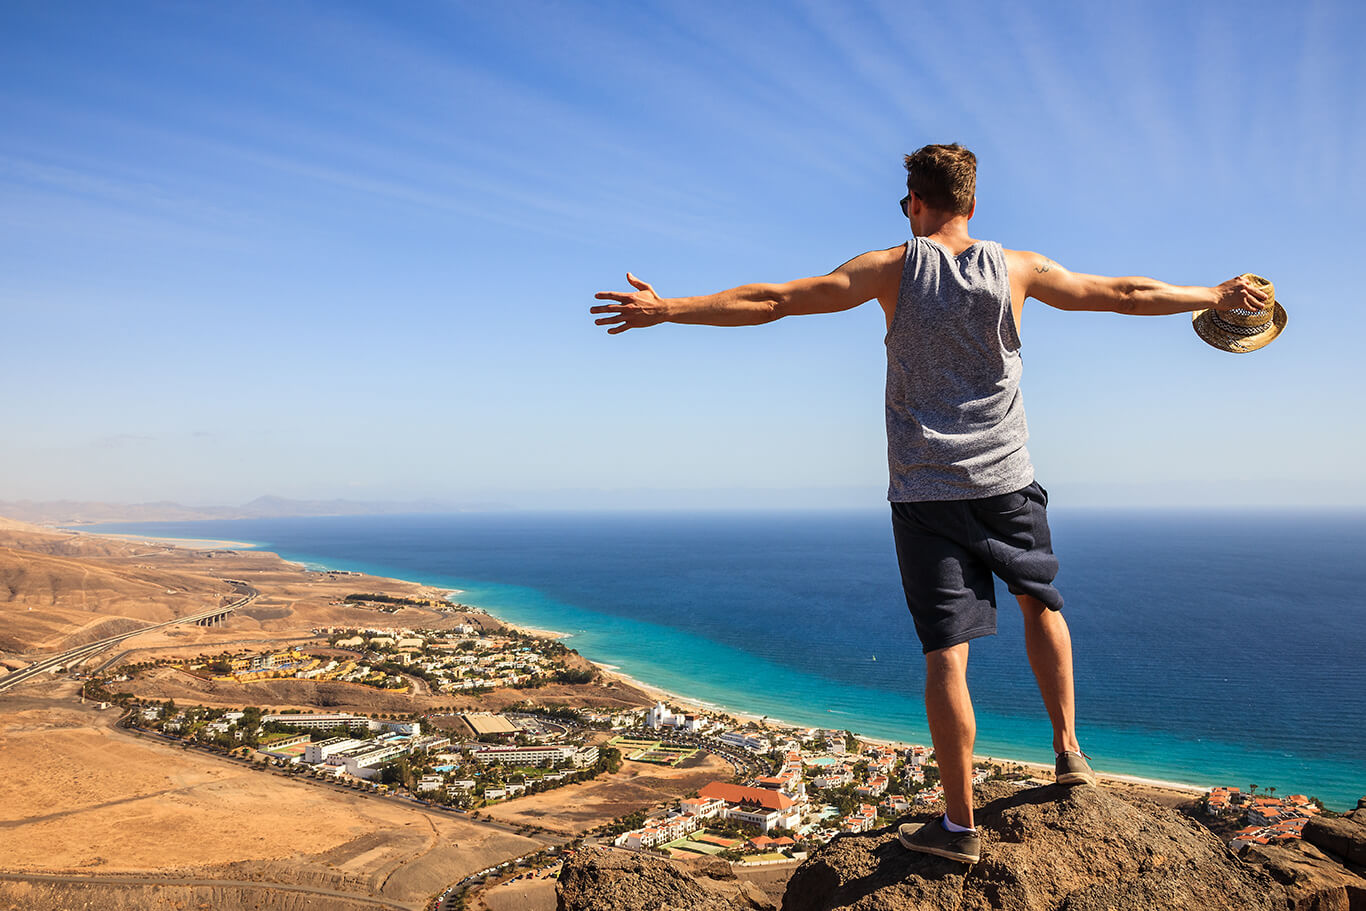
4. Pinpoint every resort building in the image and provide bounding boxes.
[679,796,728,820]
[698,781,804,833]
[473,744,599,768]
[812,765,854,790]
[304,737,364,764]
[263,713,421,736]
[646,702,683,730]
[842,804,877,834]
[718,731,771,753]
[267,713,370,733]
[329,742,407,780]
[879,795,912,815]
[408,734,451,754]
[855,774,888,799]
